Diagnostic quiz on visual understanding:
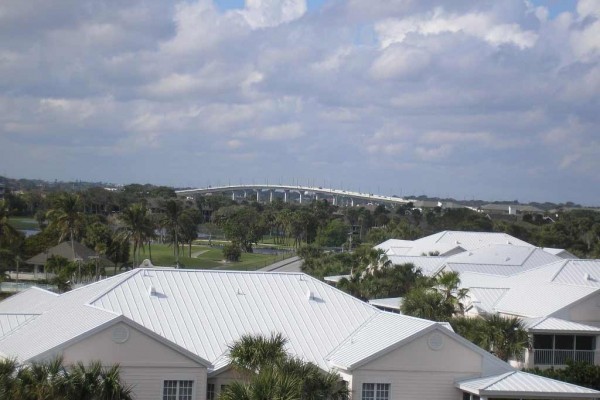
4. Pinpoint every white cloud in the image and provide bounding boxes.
[577,0,600,19]
[240,122,305,141]
[1,0,599,203]
[375,8,538,50]
[371,46,430,79]
[235,0,307,29]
